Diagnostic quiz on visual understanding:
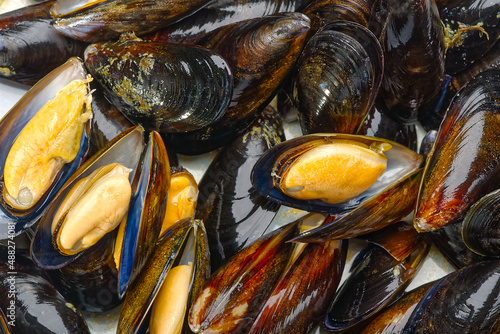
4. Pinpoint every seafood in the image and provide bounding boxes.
[0,57,92,238]
[369,0,445,122]
[252,134,422,215]
[414,68,500,232]
[0,1,87,84]
[291,21,383,135]
[118,218,209,334]
[51,0,212,42]
[163,13,310,155]
[196,106,285,271]
[84,35,233,134]
[31,126,170,309]
[462,189,500,257]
